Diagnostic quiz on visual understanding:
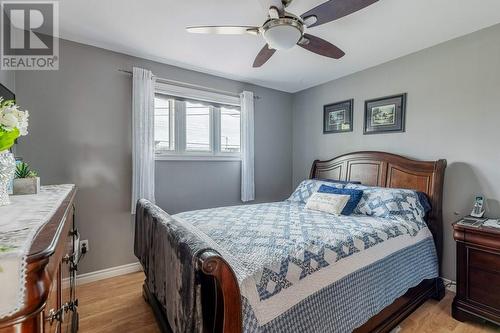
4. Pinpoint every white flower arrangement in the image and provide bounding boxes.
[0,98,29,152]
[0,98,29,134]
